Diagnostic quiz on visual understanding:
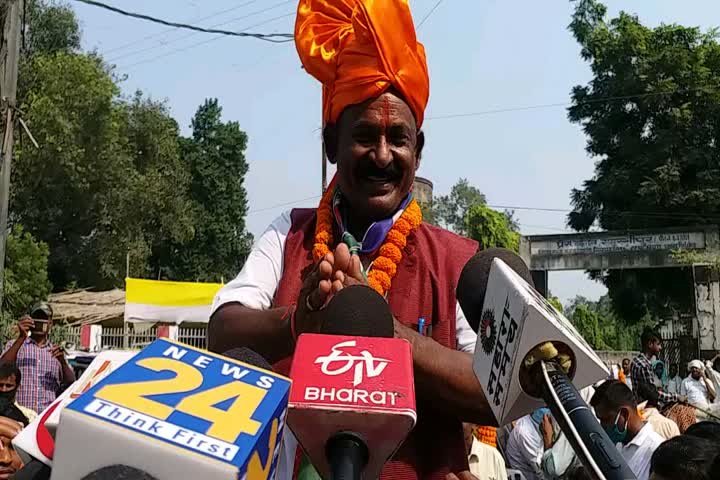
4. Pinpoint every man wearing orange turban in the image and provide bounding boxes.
[209,1,491,479]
